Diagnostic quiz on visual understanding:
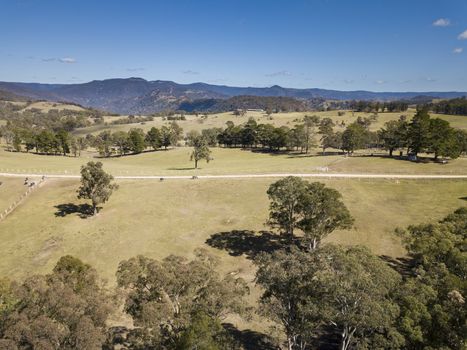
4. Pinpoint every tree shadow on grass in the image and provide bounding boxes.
[206,230,299,260]
[459,196,467,201]
[223,323,278,350]
[54,203,94,219]
[380,255,416,277]
[167,167,196,171]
